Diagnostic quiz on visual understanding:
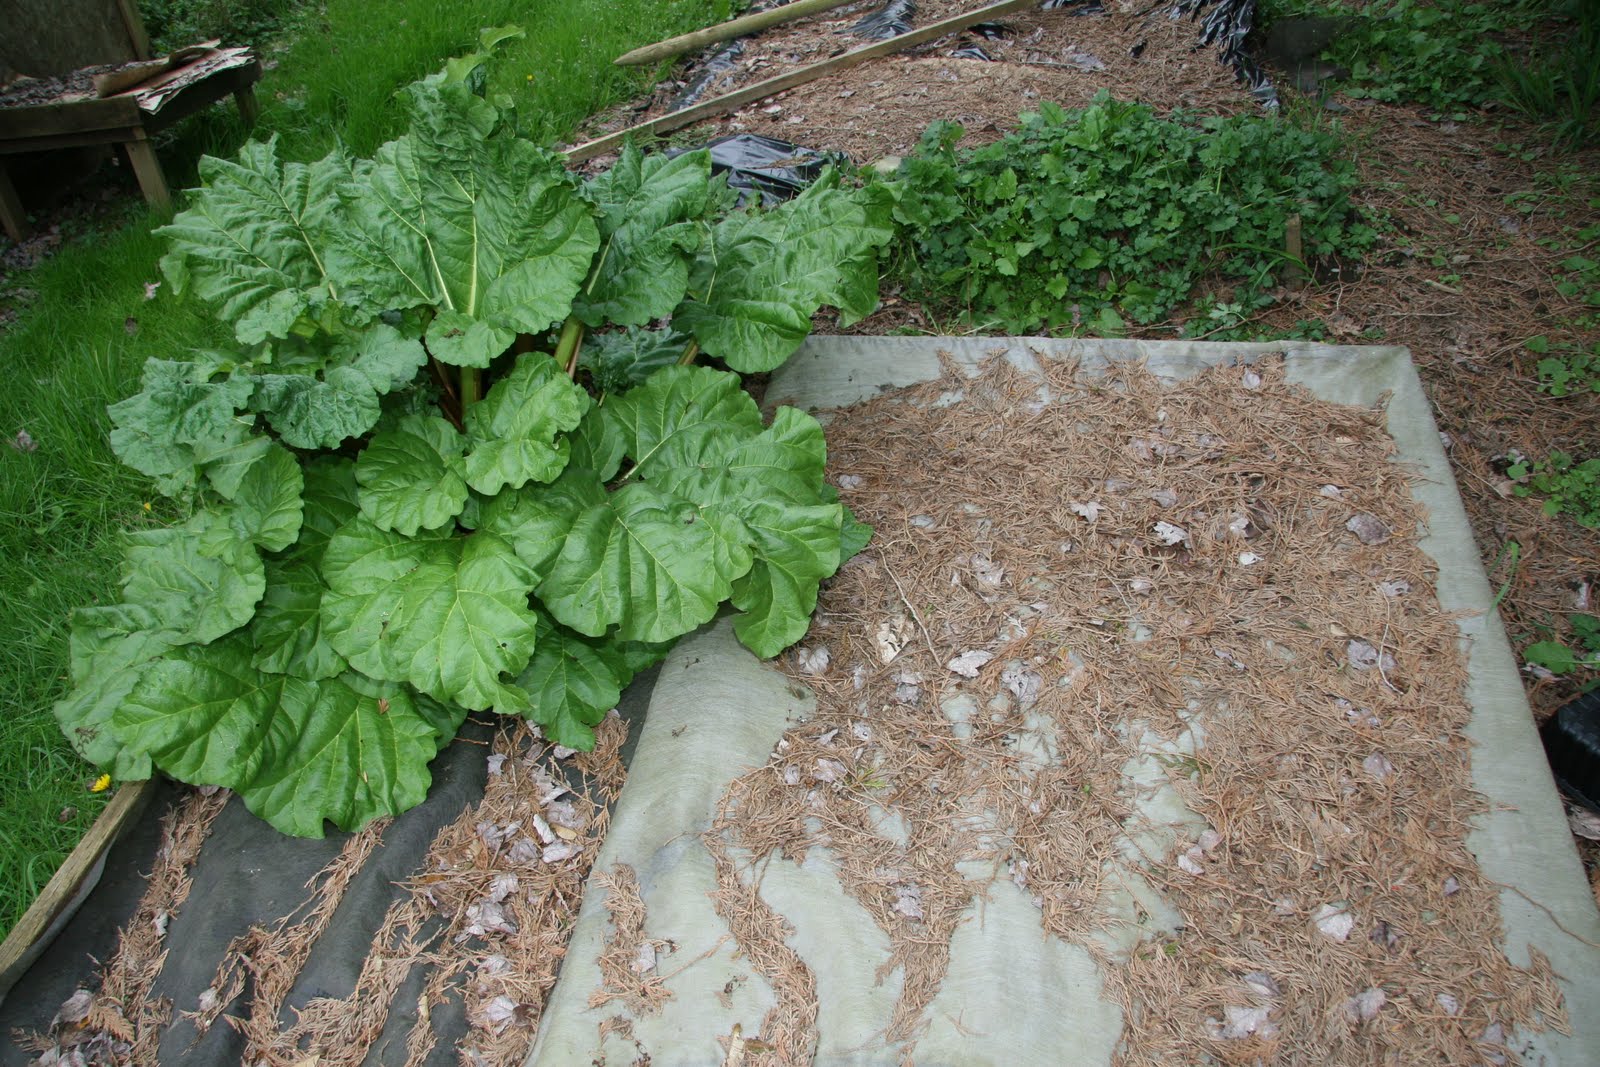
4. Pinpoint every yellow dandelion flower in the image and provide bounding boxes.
[90,773,112,793]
